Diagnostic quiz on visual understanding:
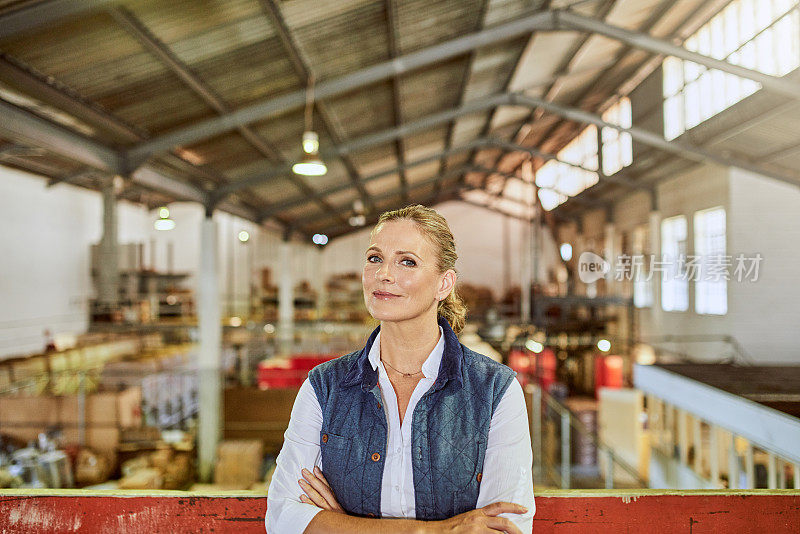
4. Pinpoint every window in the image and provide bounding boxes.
[694,207,728,315]
[601,97,633,176]
[663,0,800,140]
[632,225,653,308]
[536,125,598,210]
[661,215,688,312]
